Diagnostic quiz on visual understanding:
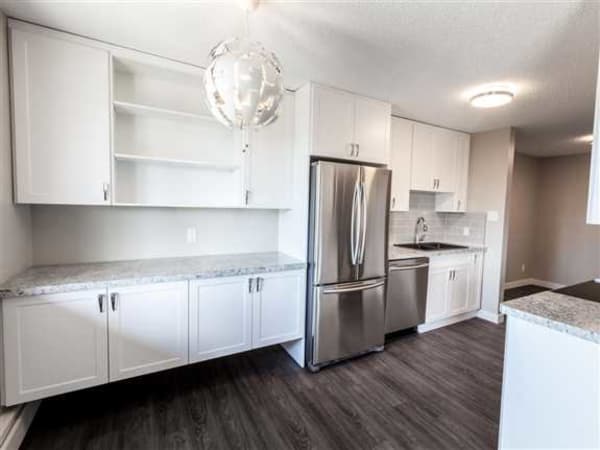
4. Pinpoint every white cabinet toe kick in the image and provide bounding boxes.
[0,269,306,406]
